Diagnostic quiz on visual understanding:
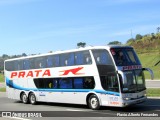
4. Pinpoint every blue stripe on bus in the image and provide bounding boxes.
[5,78,120,96]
